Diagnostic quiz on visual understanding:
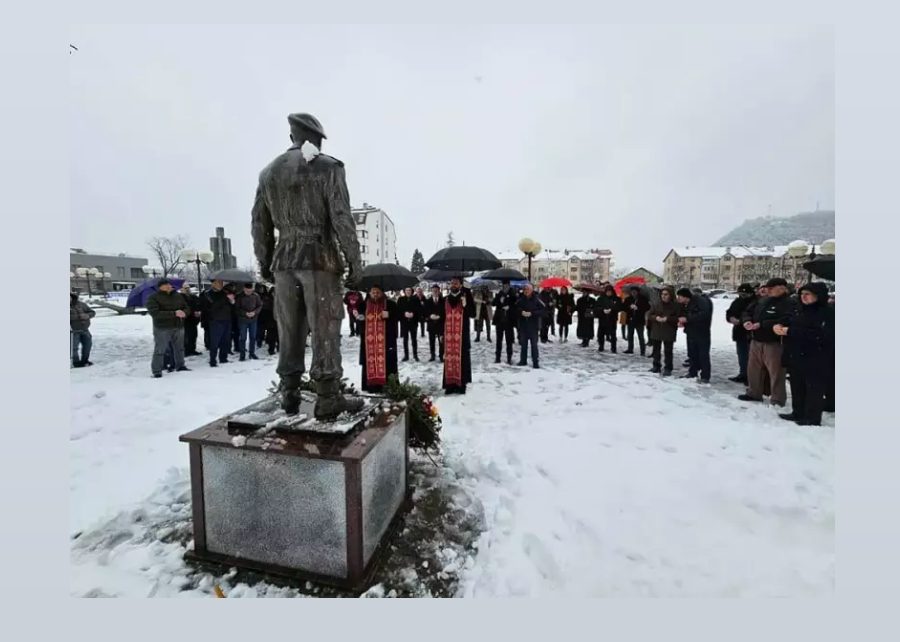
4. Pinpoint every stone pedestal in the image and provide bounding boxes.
[179,393,411,592]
